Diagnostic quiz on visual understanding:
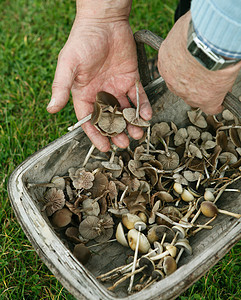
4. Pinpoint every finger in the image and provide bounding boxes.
[81,121,111,152]
[127,123,144,140]
[127,82,152,121]
[48,52,75,113]
[111,132,130,149]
